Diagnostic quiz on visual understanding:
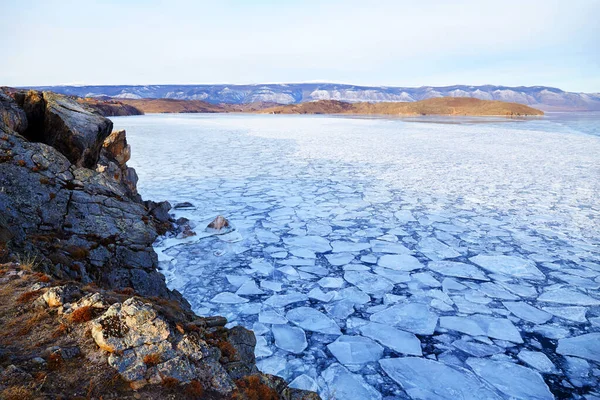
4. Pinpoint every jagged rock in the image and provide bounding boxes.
[98,129,139,199]
[102,129,130,166]
[43,285,80,307]
[205,316,228,327]
[173,202,195,209]
[91,298,171,352]
[10,90,113,168]
[224,326,258,379]
[0,91,27,133]
[90,297,241,394]
[206,215,233,234]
